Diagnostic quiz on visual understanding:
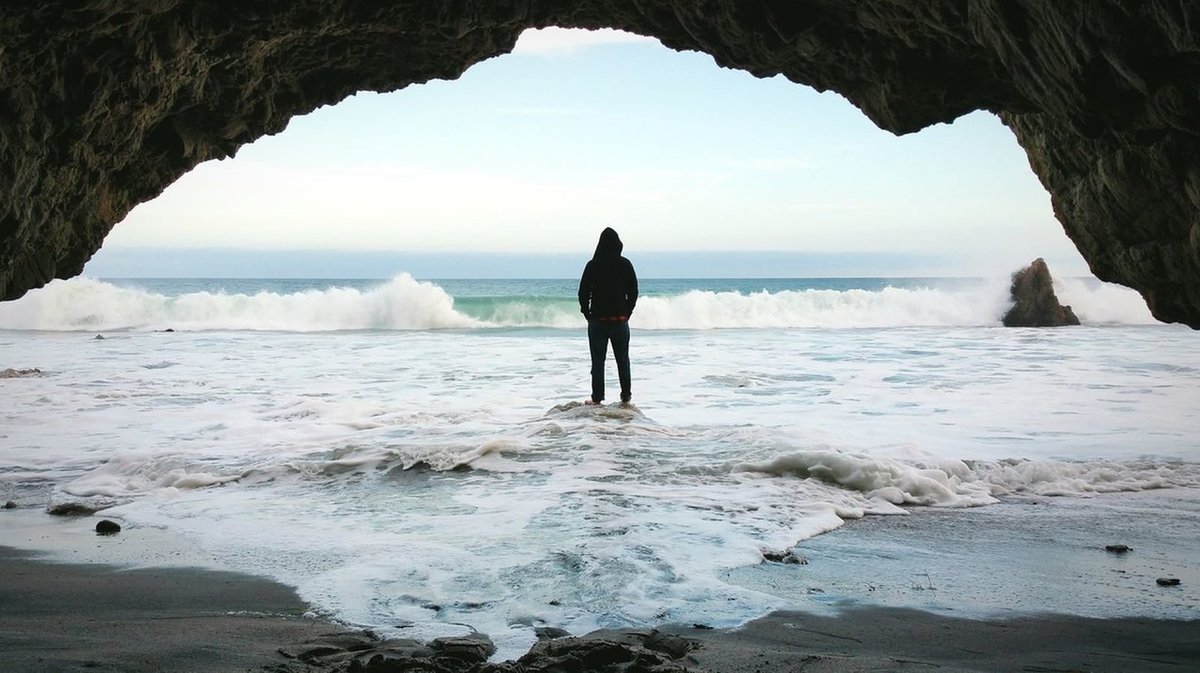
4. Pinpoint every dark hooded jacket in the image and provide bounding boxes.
[578,228,638,320]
